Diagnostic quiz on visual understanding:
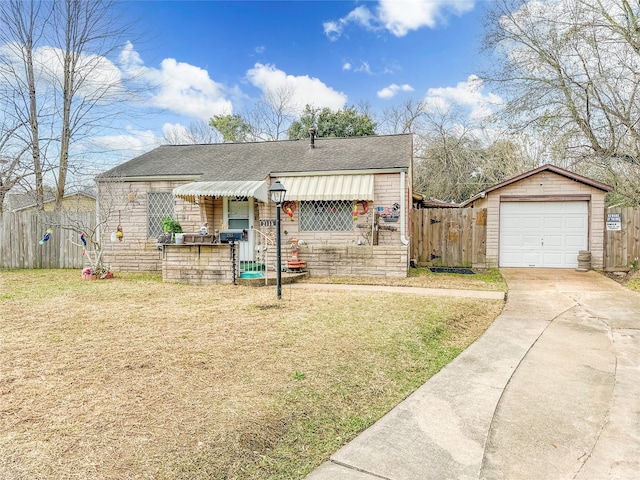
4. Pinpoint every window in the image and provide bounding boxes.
[147,192,174,237]
[299,200,353,232]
